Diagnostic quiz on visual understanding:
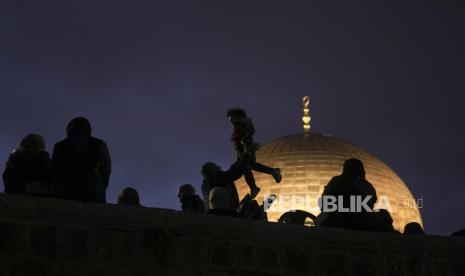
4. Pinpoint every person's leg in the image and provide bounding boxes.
[251,161,275,174]
[236,150,261,198]
[250,157,282,183]
[244,168,260,198]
